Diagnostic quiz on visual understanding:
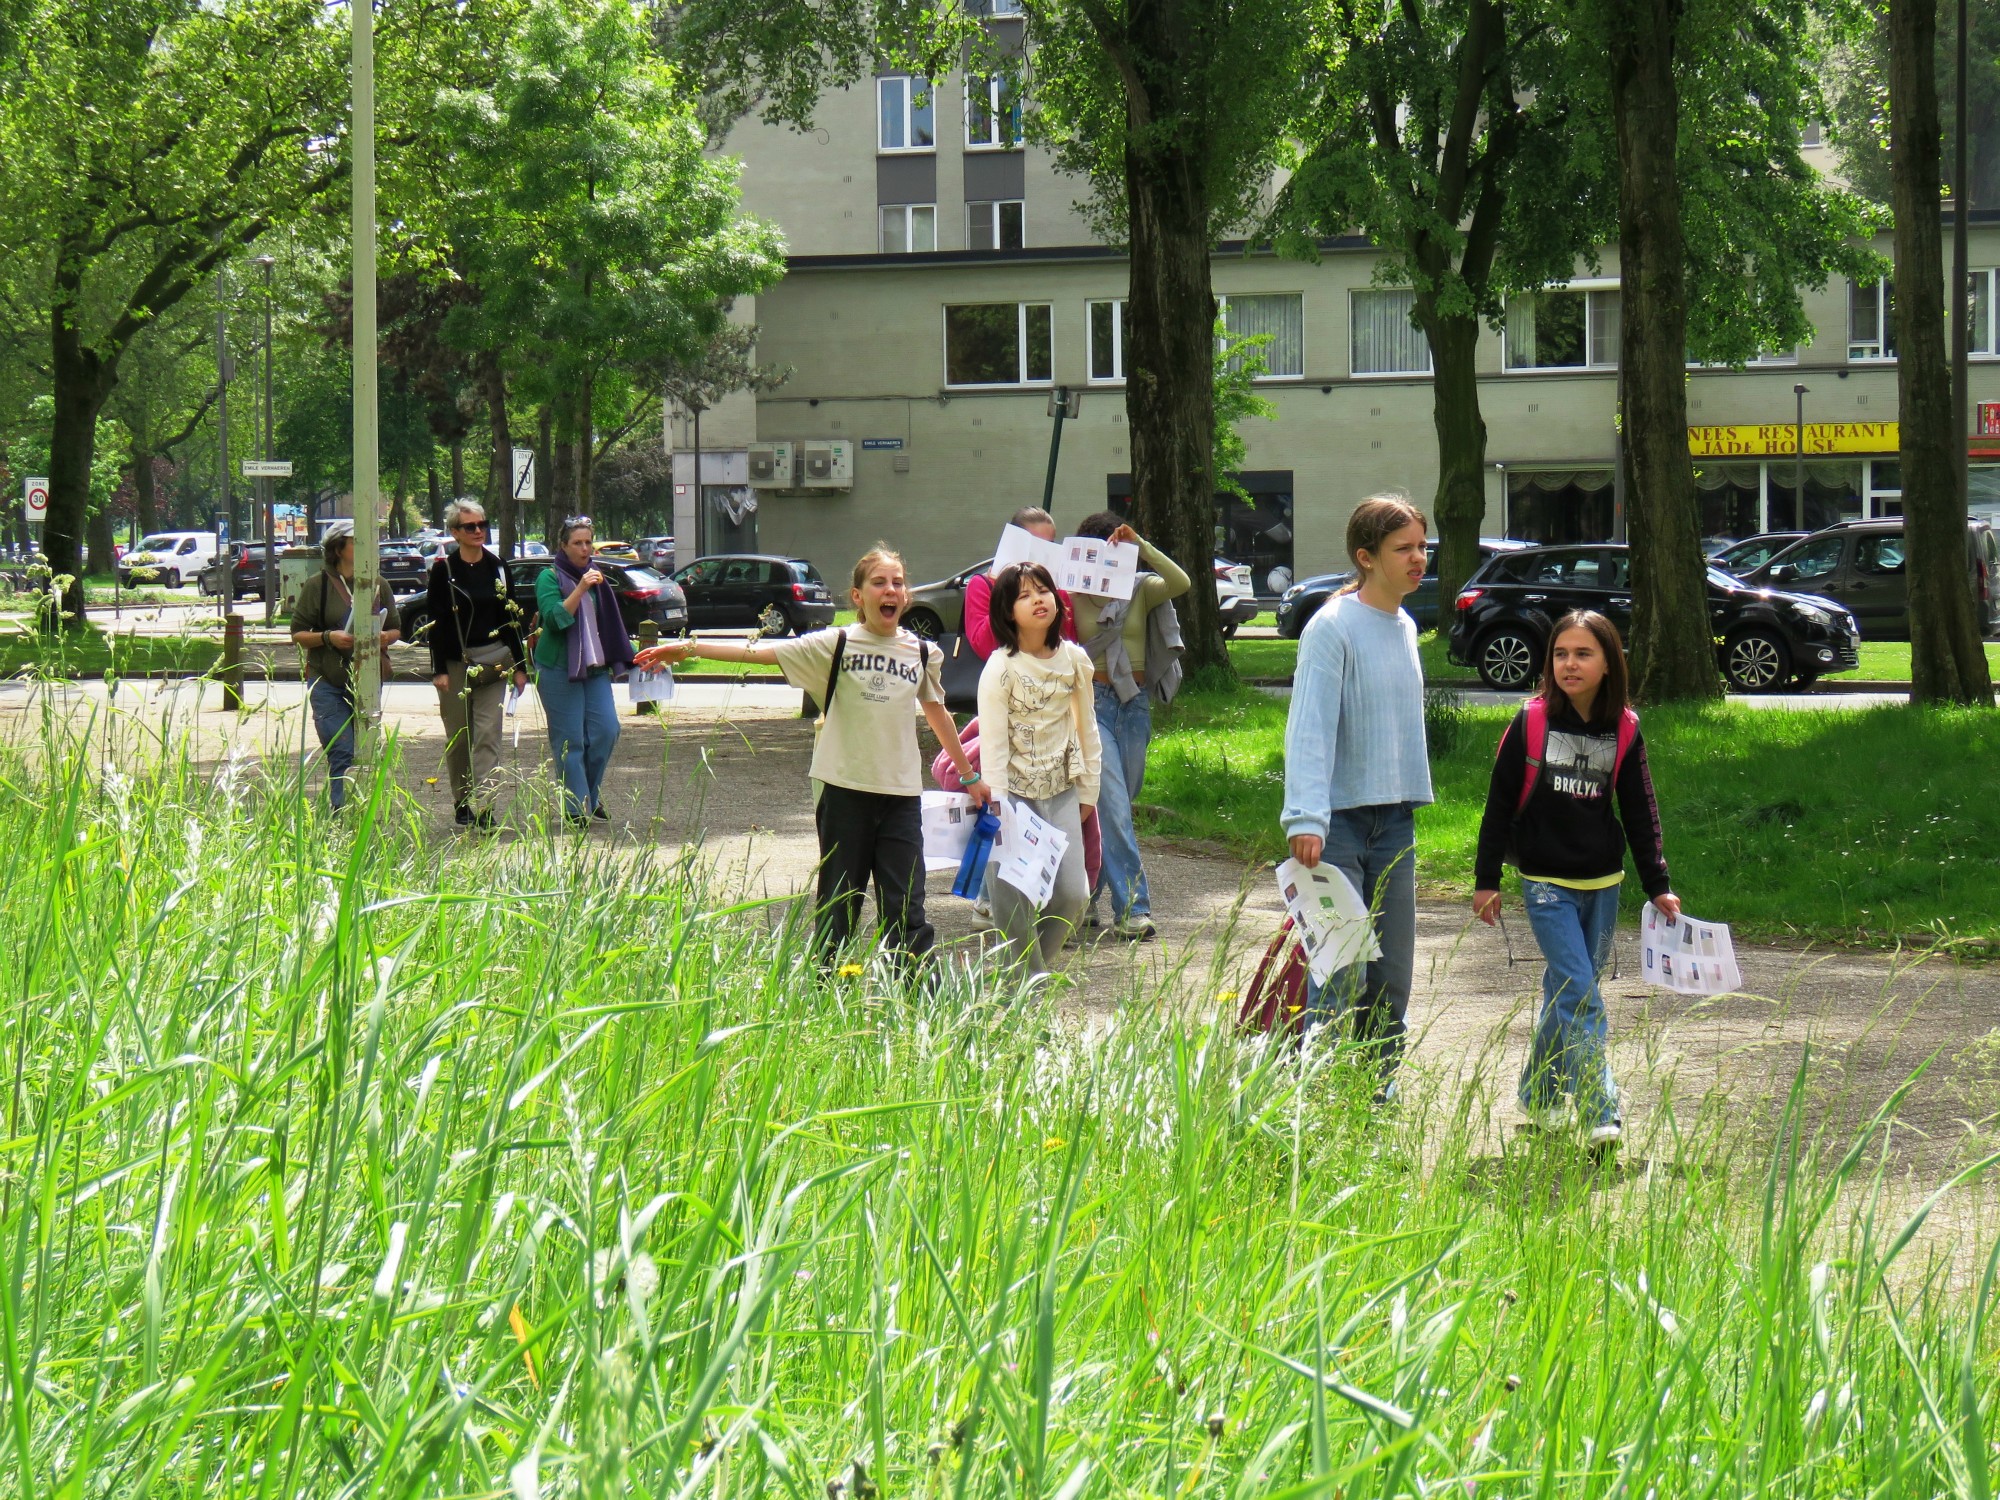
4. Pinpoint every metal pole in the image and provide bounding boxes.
[350,0,383,763]
[691,404,703,558]
[1041,385,1071,512]
[1793,383,1808,529]
[217,271,233,617]
[1954,0,1972,515]
[259,255,277,624]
